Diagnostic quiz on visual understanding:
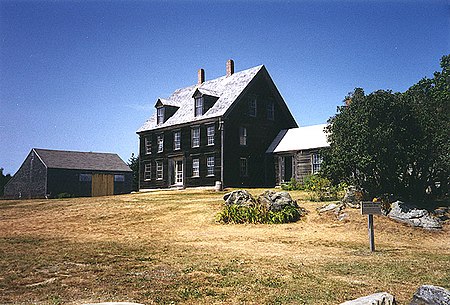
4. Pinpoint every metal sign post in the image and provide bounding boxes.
[361,202,382,252]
